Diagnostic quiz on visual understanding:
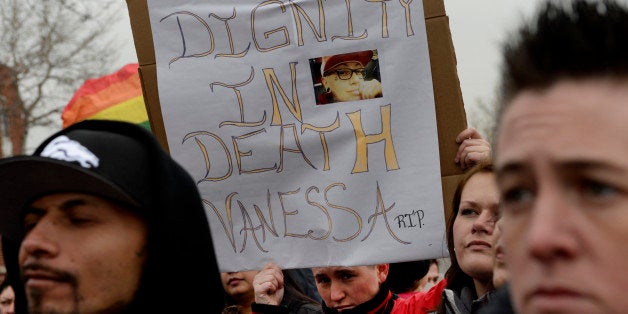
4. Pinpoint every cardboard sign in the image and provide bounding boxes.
[126,0,467,271]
